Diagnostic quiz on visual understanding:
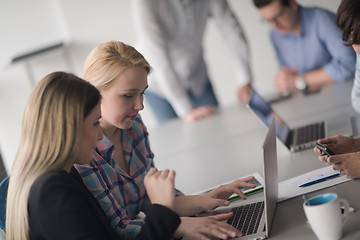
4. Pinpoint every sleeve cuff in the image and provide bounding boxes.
[143,204,181,238]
